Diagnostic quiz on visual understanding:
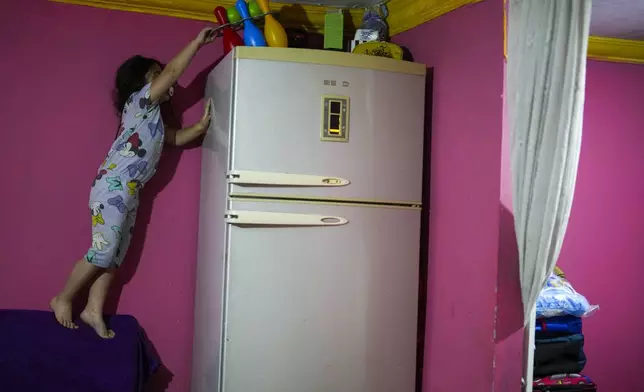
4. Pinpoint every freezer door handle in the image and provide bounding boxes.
[227,170,350,187]
[225,211,348,226]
